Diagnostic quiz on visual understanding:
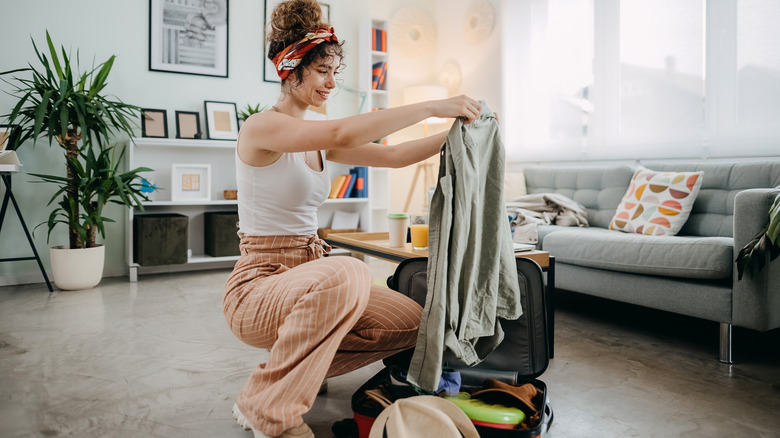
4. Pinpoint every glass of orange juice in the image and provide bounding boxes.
[410,215,429,250]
